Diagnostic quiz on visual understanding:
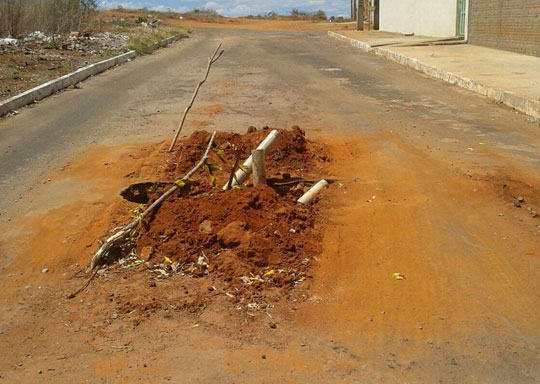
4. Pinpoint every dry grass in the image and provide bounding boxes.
[105,7,225,24]
[127,25,188,54]
[0,0,96,37]
[242,9,327,21]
